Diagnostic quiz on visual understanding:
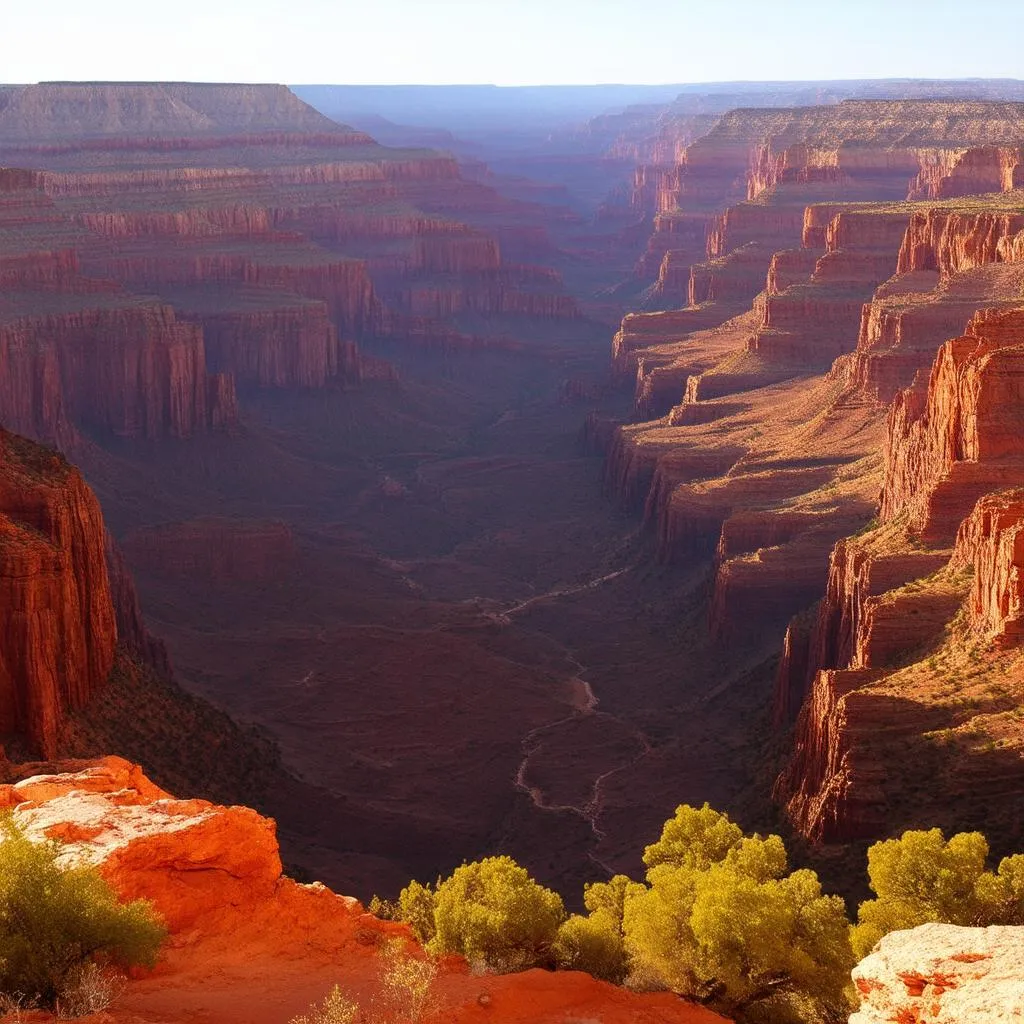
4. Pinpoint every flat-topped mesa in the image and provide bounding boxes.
[161,286,367,389]
[0,298,237,442]
[782,308,1024,708]
[0,431,116,757]
[844,194,1024,403]
[122,517,297,586]
[775,307,1024,843]
[90,245,383,339]
[612,306,732,379]
[774,550,966,842]
[0,82,346,140]
[775,530,952,723]
[638,98,1024,293]
[746,142,847,200]
[773,666,891,842]
[880,306,1024,544]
